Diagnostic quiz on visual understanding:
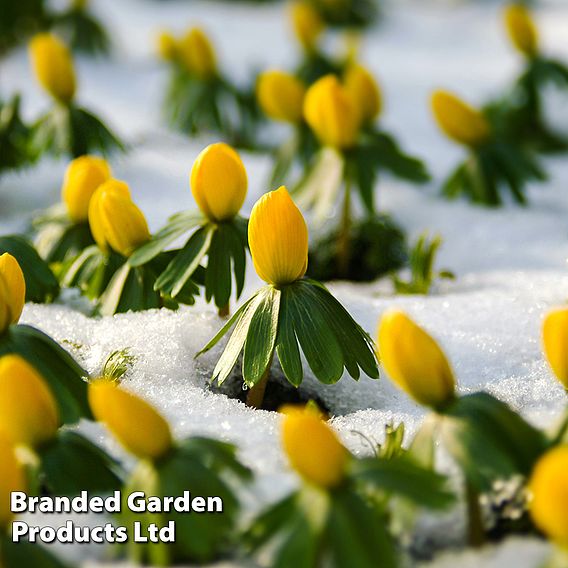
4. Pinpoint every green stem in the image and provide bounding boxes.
[465,480,485,547]
[337,178,352,278]
[246,356,273,410]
